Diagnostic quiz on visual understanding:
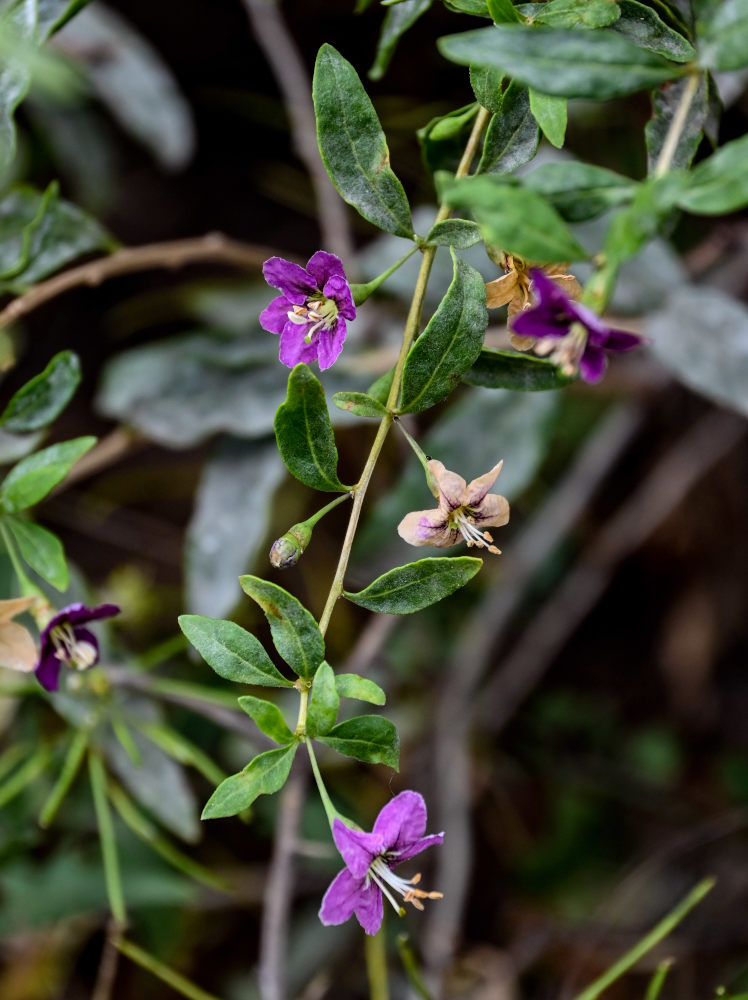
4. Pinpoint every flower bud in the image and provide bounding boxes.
[269,522,313,569]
